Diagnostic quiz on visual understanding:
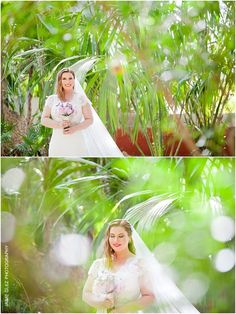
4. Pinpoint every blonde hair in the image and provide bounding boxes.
[56,68,75,101]
[104,219,136,268]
